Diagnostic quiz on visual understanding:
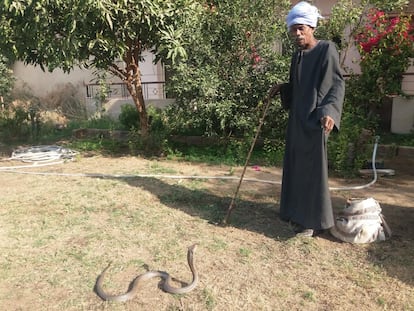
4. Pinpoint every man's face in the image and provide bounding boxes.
[289,24,315,50]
